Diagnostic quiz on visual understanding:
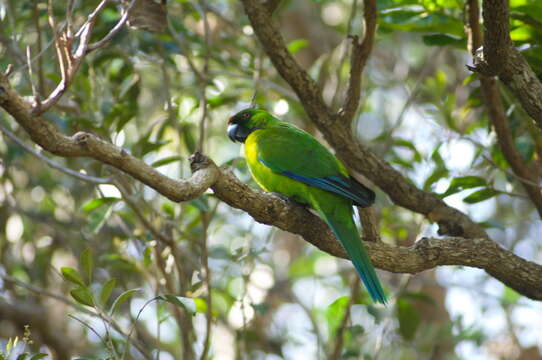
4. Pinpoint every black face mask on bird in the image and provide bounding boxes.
[227,121,253,143]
